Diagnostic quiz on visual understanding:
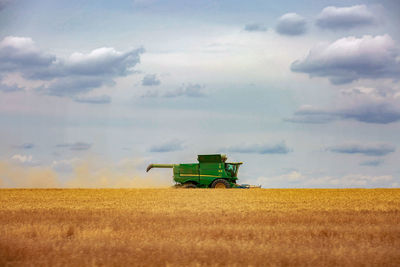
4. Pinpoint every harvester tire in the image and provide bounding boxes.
[211,179,230,189]
[182,182,197,188]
